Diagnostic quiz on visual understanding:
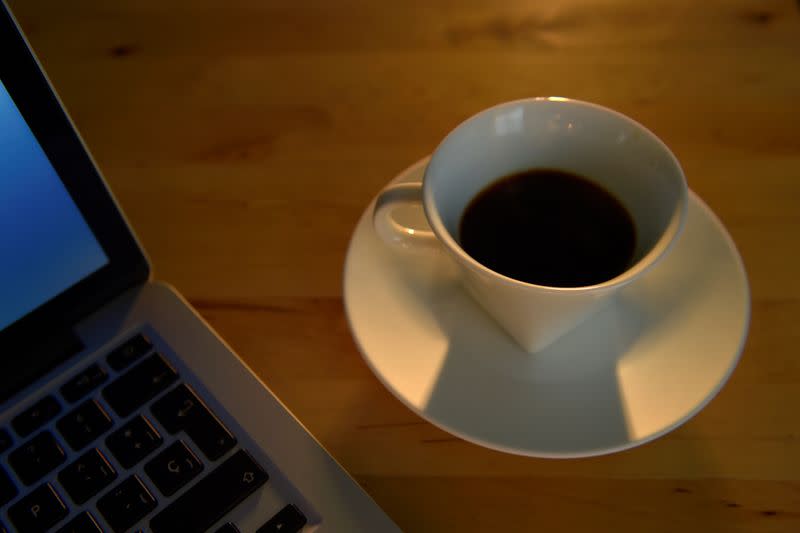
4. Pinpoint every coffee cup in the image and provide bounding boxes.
[373,97,688,353]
